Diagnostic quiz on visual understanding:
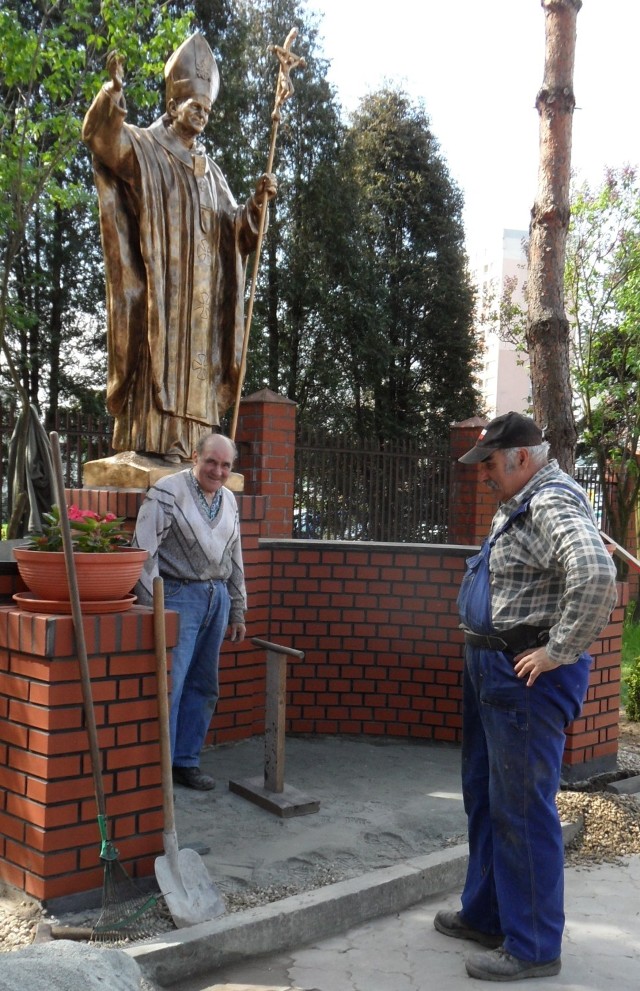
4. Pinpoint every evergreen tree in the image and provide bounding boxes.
[318,89,480,442]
